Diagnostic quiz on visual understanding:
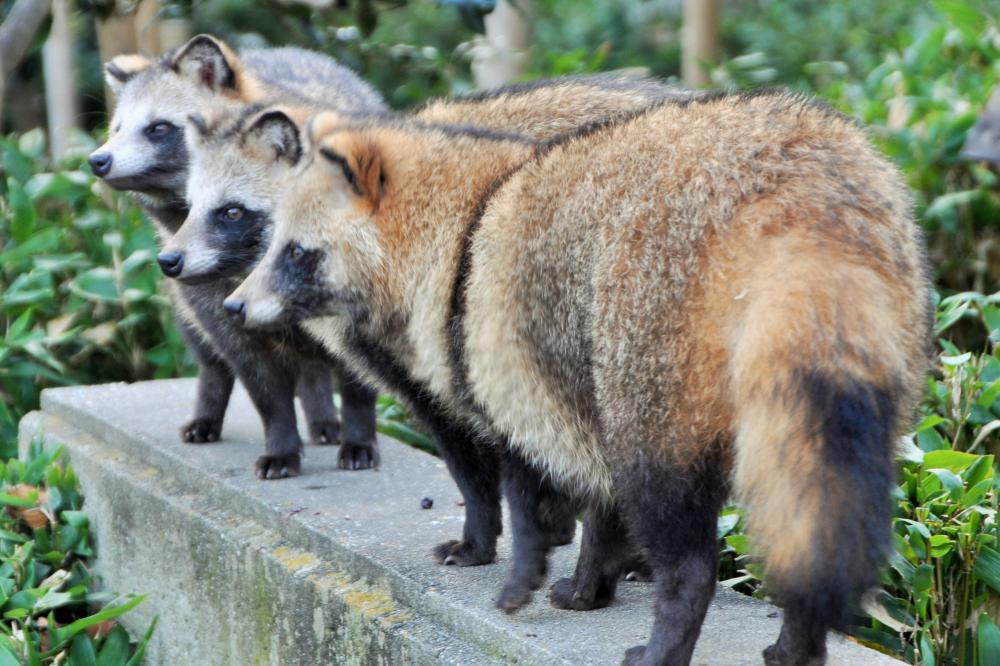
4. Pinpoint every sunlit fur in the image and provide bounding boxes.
[235,89,931,664]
